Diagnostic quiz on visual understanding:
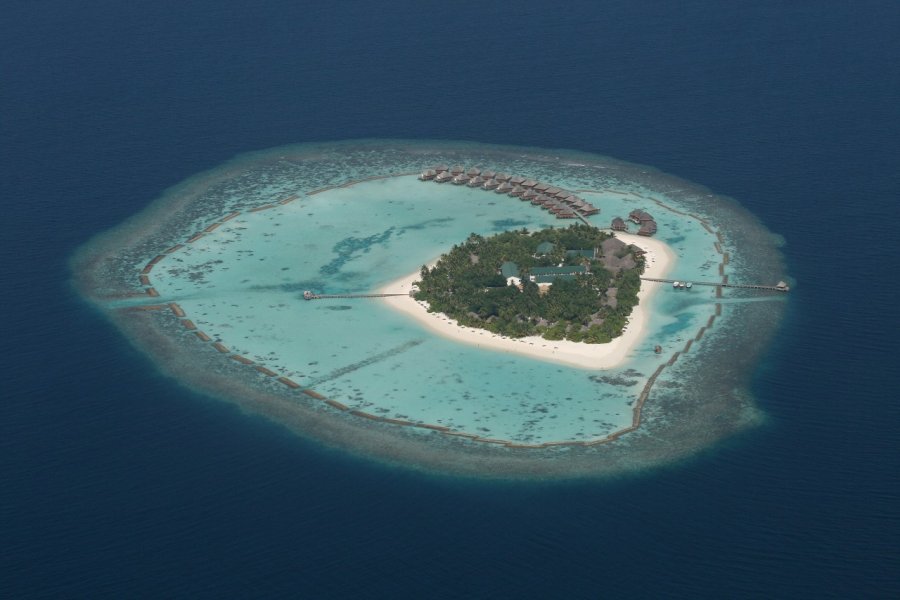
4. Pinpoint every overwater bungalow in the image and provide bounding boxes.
[579,204,600,216]
[495,181,514,193]
[418,169,437,181]
[509,175,526,185]
[508,185,525,197]
[563,195,580,205]
[481,170,496,180]
[638,220,657,236]
[521,179,538,188]
[433,164,449,172]
[451,173,470,185]
[521,189,538,200]
[554,189,570,199]
[482,179,500,190]
[466,167,481,177]
[534,182,550,192]
[450,165,465,175]
[466,175,485,188]
[629,209,655,224]
[611,217,627,231]
[531,195,546,206]
[495,172,511,182]
[544,186,560,196]
[557,209,577,219]
[435,171,453,183]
